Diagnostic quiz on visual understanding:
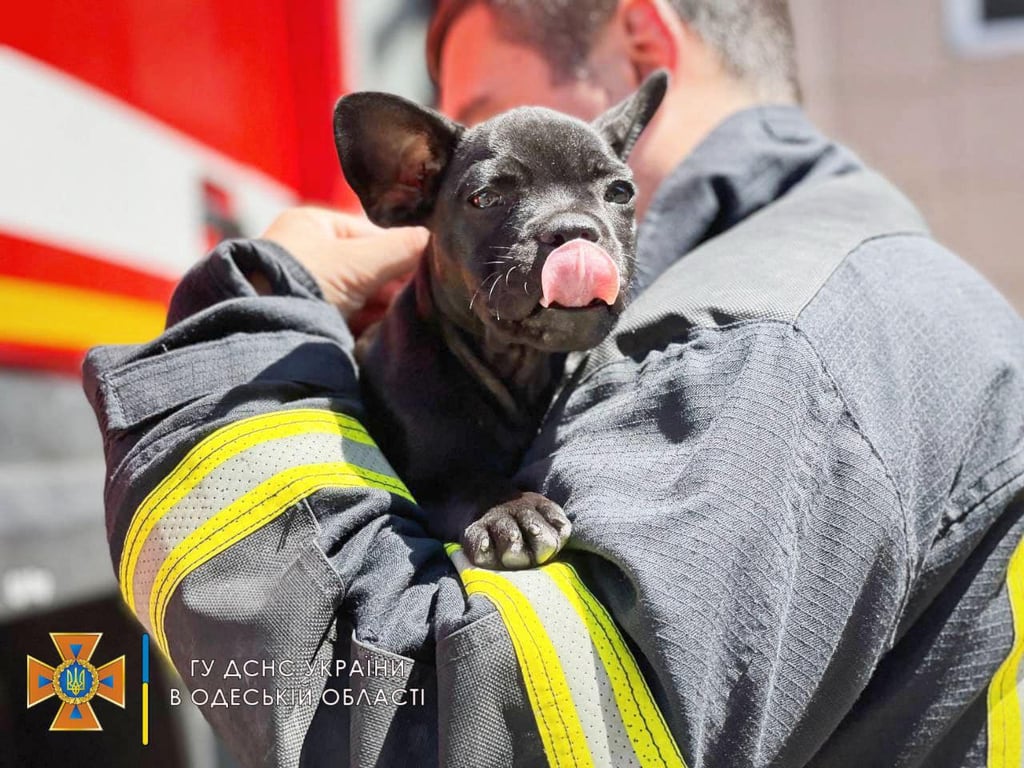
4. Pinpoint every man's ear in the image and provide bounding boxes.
[591,69,669,161]
[334,93,463,227]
